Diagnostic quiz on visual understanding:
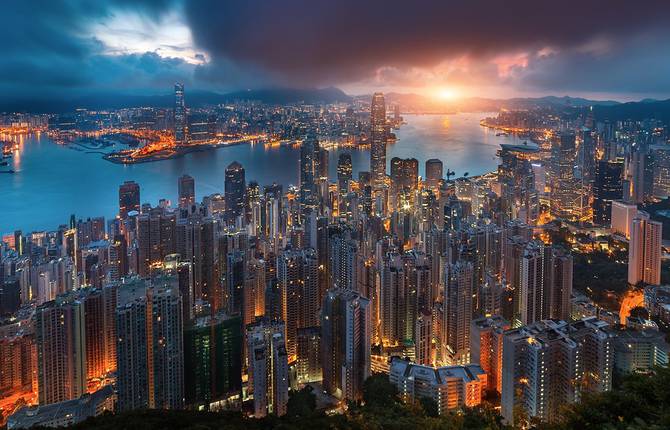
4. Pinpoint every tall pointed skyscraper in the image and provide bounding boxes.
[370,92,387,188]
[174,82,186,144]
